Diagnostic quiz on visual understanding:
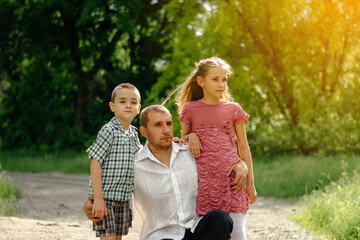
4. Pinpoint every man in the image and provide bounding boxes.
[85,105,248,240]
